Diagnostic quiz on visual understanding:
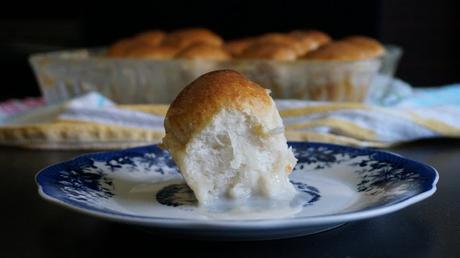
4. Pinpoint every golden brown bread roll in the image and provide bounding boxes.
[304,40,381,61]
[161,28,223,49]
[106,38,139,57]
[107,31,166,57]
[290,30,331,46]
[132,30,166,47]
[239,42,297,61]
[289,30,331,54]
[224,37,256,56]
[163,70,273,149]
[161,70,297,204]
[342,36,385,57]
[175,43,231,60]
[256,33,302,53]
